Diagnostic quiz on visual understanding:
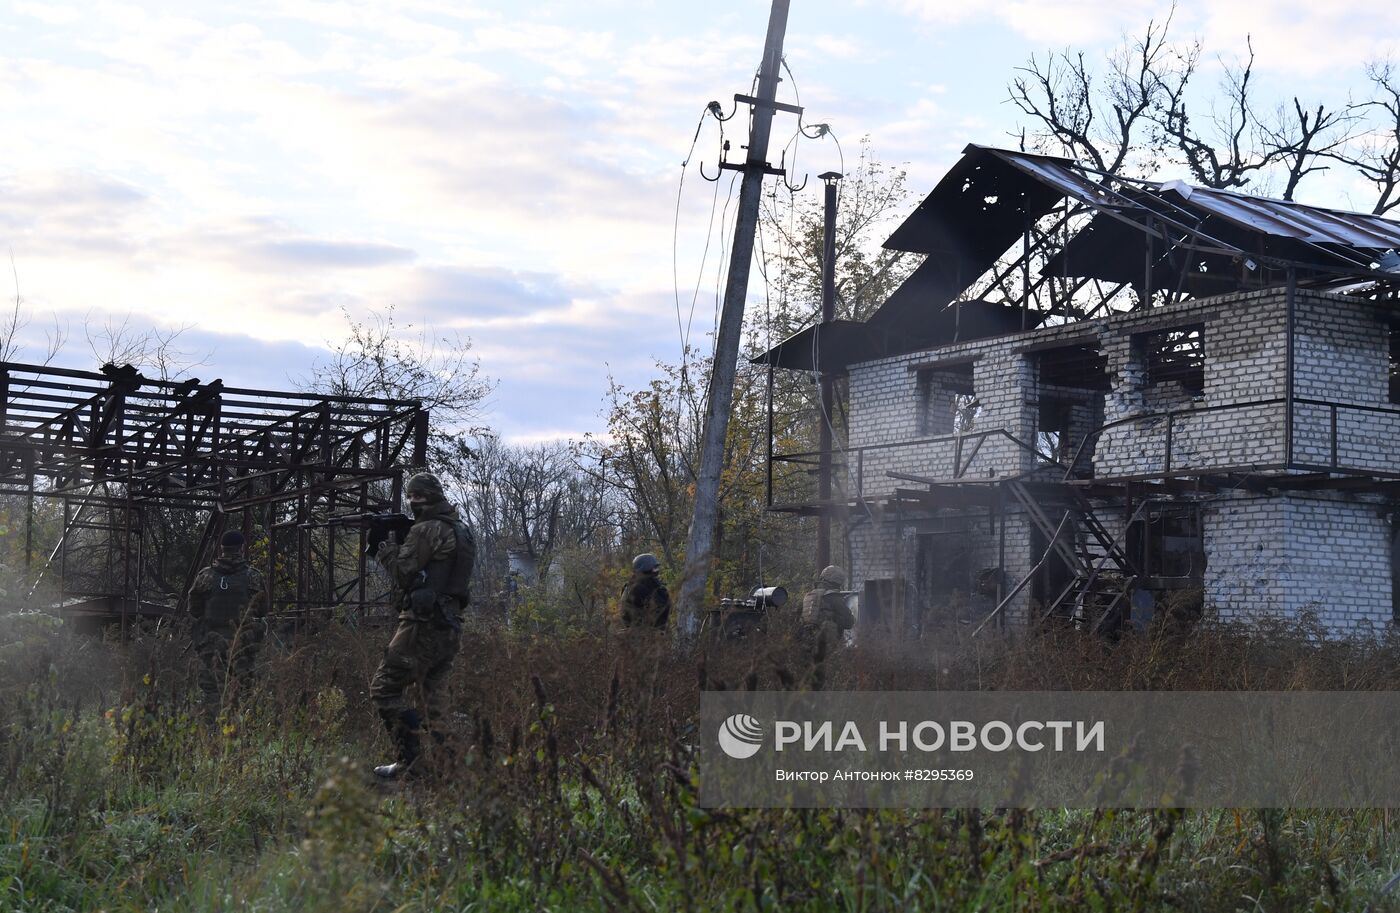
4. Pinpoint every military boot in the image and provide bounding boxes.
[374,708,423,780]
